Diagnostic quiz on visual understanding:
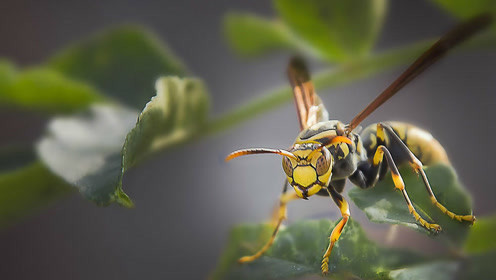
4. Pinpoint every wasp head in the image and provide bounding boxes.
[226,138,348,199]
[282,143,333,199]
